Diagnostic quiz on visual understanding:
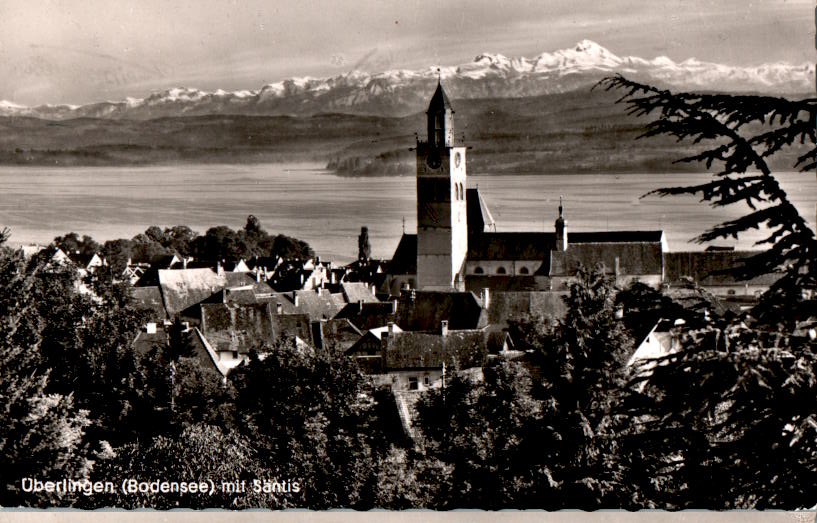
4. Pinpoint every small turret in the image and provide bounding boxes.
[555,196,568,251]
